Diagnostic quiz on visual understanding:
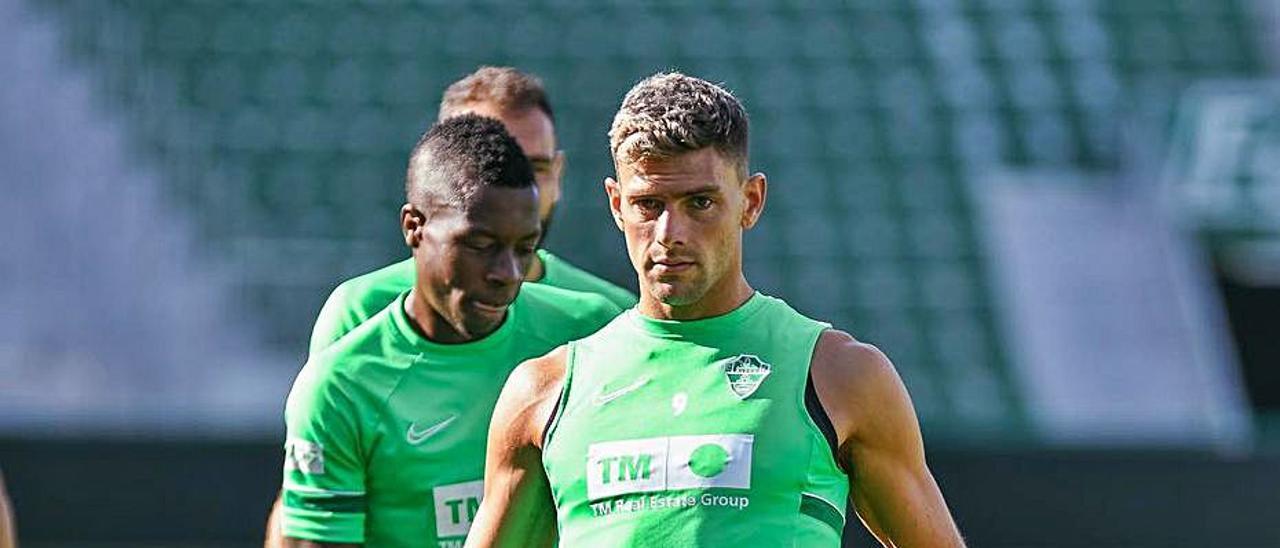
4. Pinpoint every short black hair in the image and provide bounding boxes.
[405,114,536,209]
